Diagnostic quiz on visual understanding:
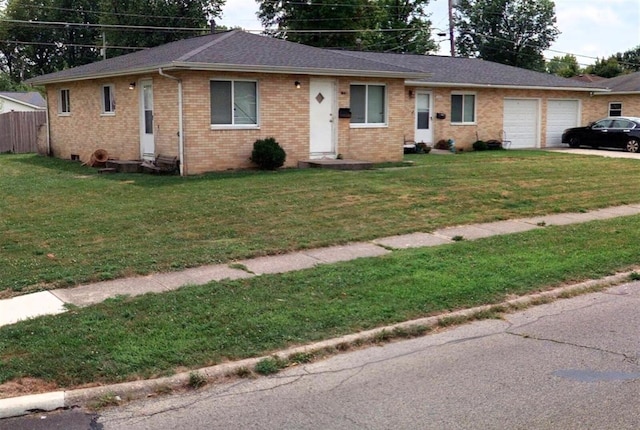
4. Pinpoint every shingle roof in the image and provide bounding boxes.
[0,91,46,108]
[599,71,640,93]
[333,50,607,91]
[26,30,431,85]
